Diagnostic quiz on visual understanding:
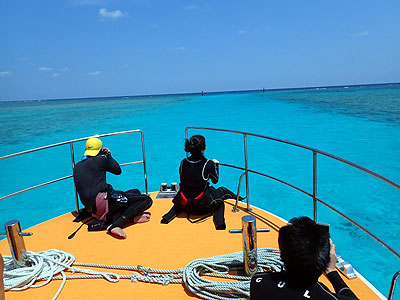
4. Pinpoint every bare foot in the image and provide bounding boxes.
[107,226,127,239]
[133,212,151,224]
